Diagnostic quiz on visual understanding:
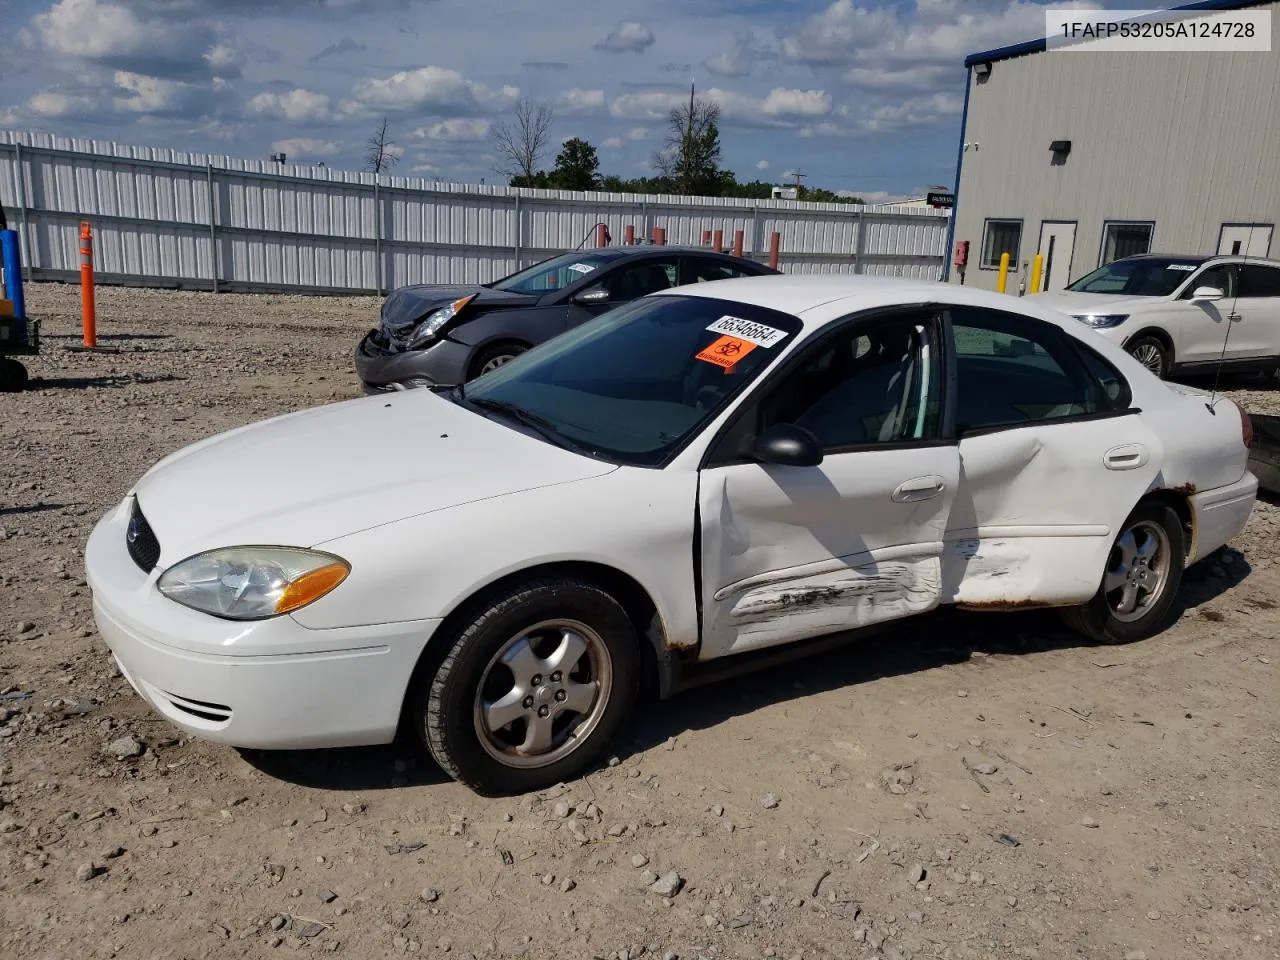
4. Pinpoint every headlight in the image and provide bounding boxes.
[407,295,476,349]
[1073,314,1129,329]
[157,547,350,621]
